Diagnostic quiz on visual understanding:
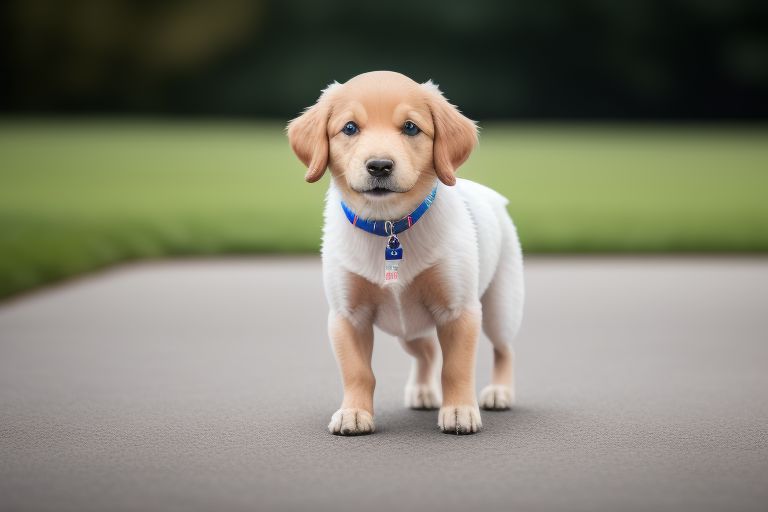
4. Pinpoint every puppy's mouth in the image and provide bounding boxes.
[362,186,399,196]
[352,180,408,197]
